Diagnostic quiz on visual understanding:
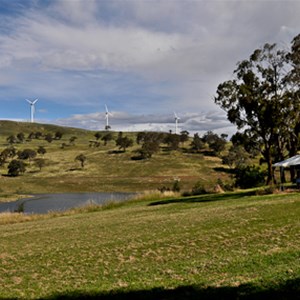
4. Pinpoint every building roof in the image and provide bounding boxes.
[273,155,300,167]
